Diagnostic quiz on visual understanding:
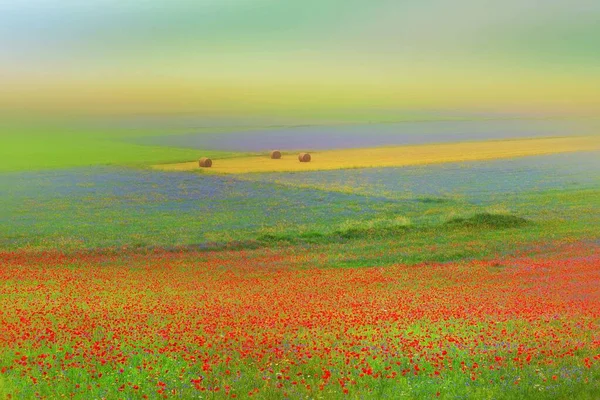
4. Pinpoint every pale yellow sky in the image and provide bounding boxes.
[2,0,599,114]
